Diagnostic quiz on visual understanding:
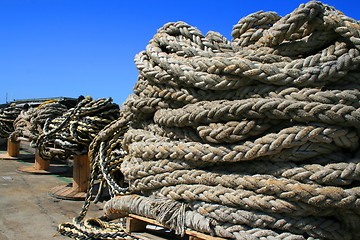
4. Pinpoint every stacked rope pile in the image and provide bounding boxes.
[36,96,120,160]
[0,104,22,138]
[10,101,69,146]
[59,1,360,239]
